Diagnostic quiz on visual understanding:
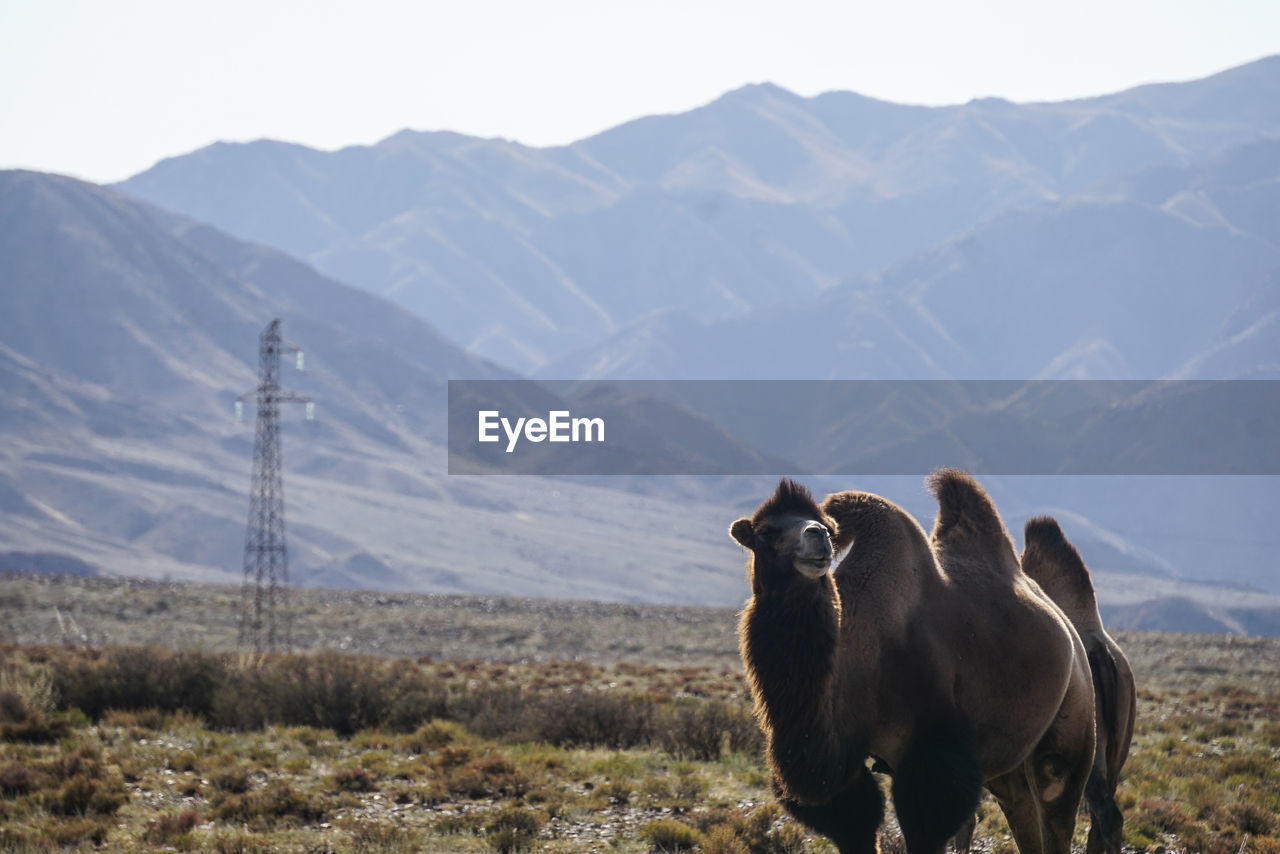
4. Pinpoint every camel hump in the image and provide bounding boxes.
[820,490,911,552]
[1022,515,1099,613]
[926,468,1009,549]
